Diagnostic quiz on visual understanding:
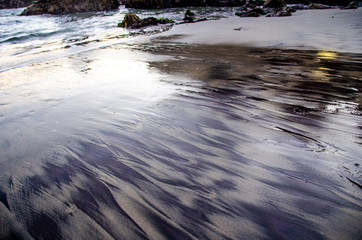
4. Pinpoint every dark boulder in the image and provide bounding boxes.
[235,7,265,17]
[235,1,266,17]
[118,13,174,28]
[130,17,158,28]
[237,0,296,17]
[181,9,207,23]
[21,0,120,15]
[183,9,195,22]
[118,13,141,28]
[0,0,32,9]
